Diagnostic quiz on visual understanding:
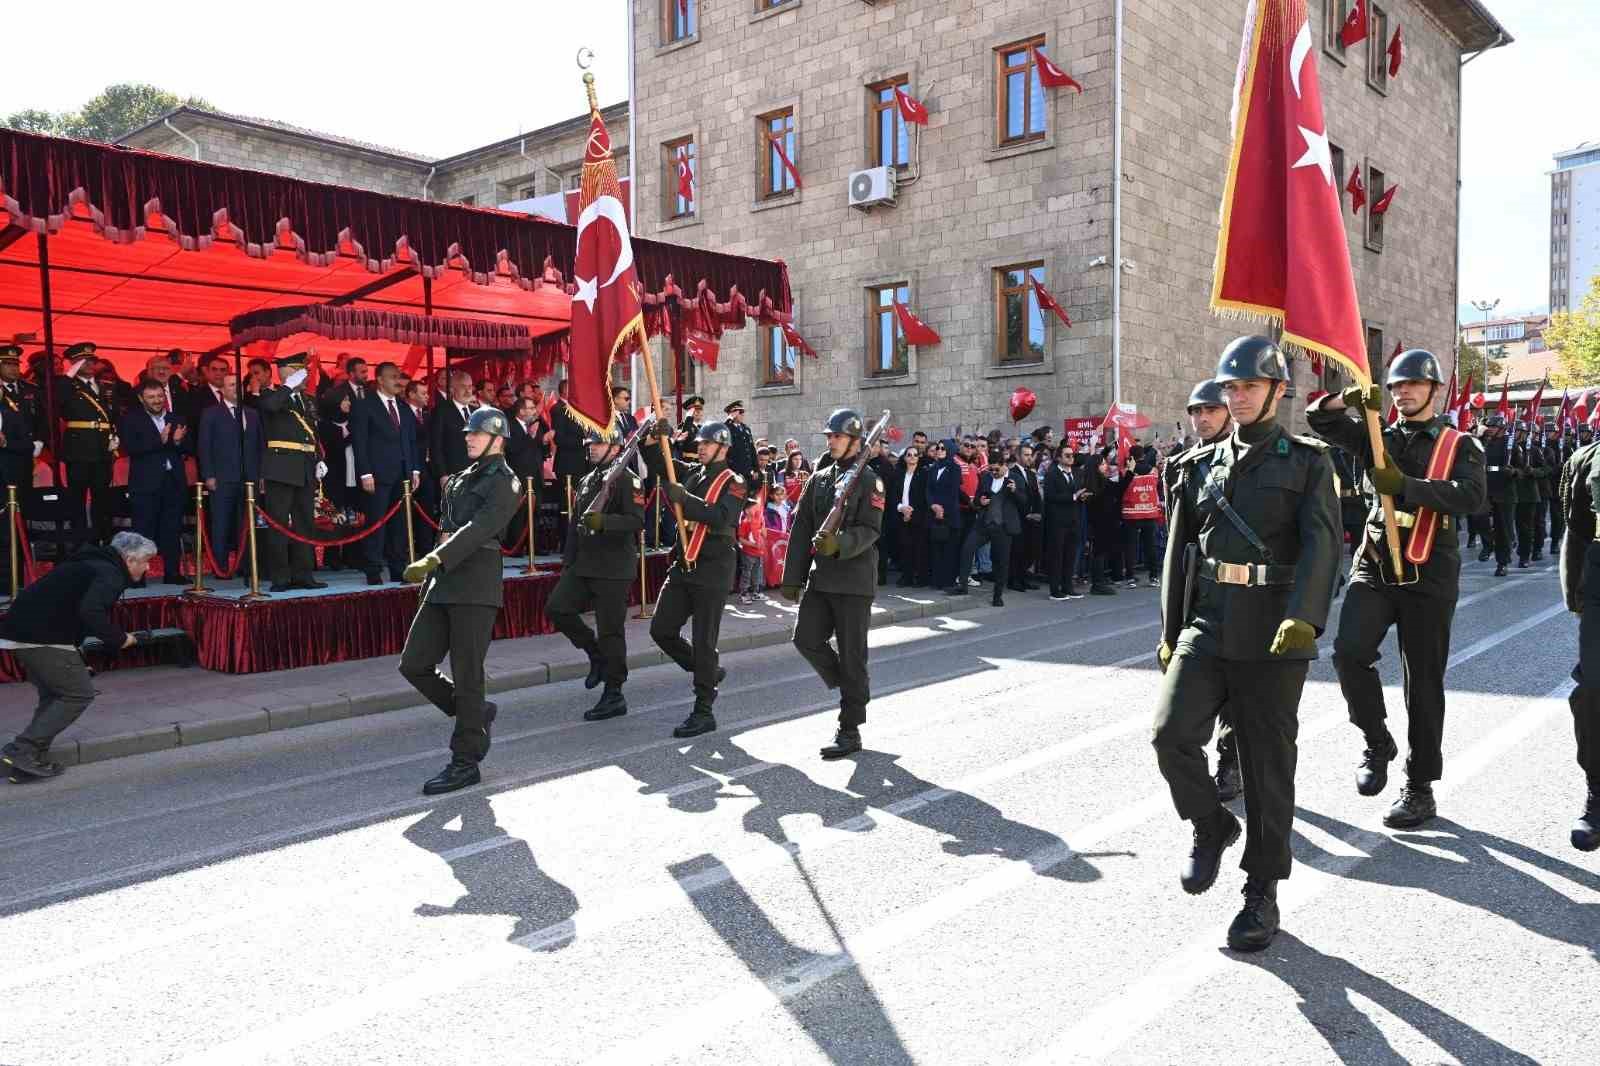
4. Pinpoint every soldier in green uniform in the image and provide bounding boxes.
[1531,424,1553,562]
[400,407,521,795]
[1544,425,1566,556]
[54,342,118,547]
[1478,415,1514,576]
[1558,437,1600,851]
[256,353,328,591]
[1308,349,1487,829]
[1151,336,1341,952]
[781,409,885,760]
[643,418,745,738]
[548,428,646,722]
[1510,424,1546,568]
